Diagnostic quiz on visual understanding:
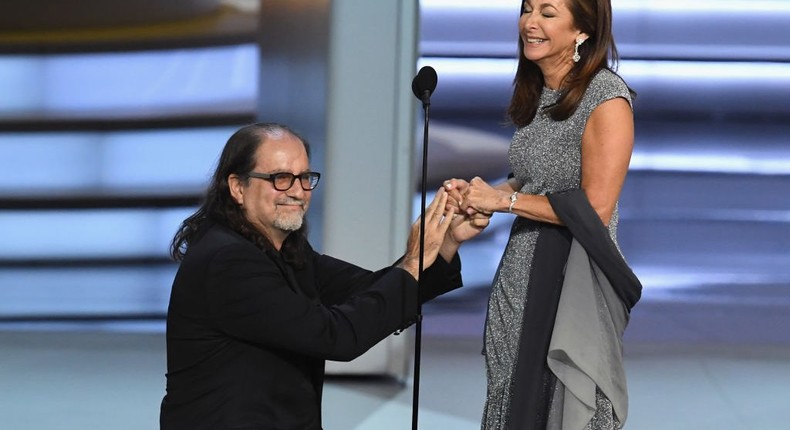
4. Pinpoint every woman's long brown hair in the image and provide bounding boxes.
[508,0,631,127]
